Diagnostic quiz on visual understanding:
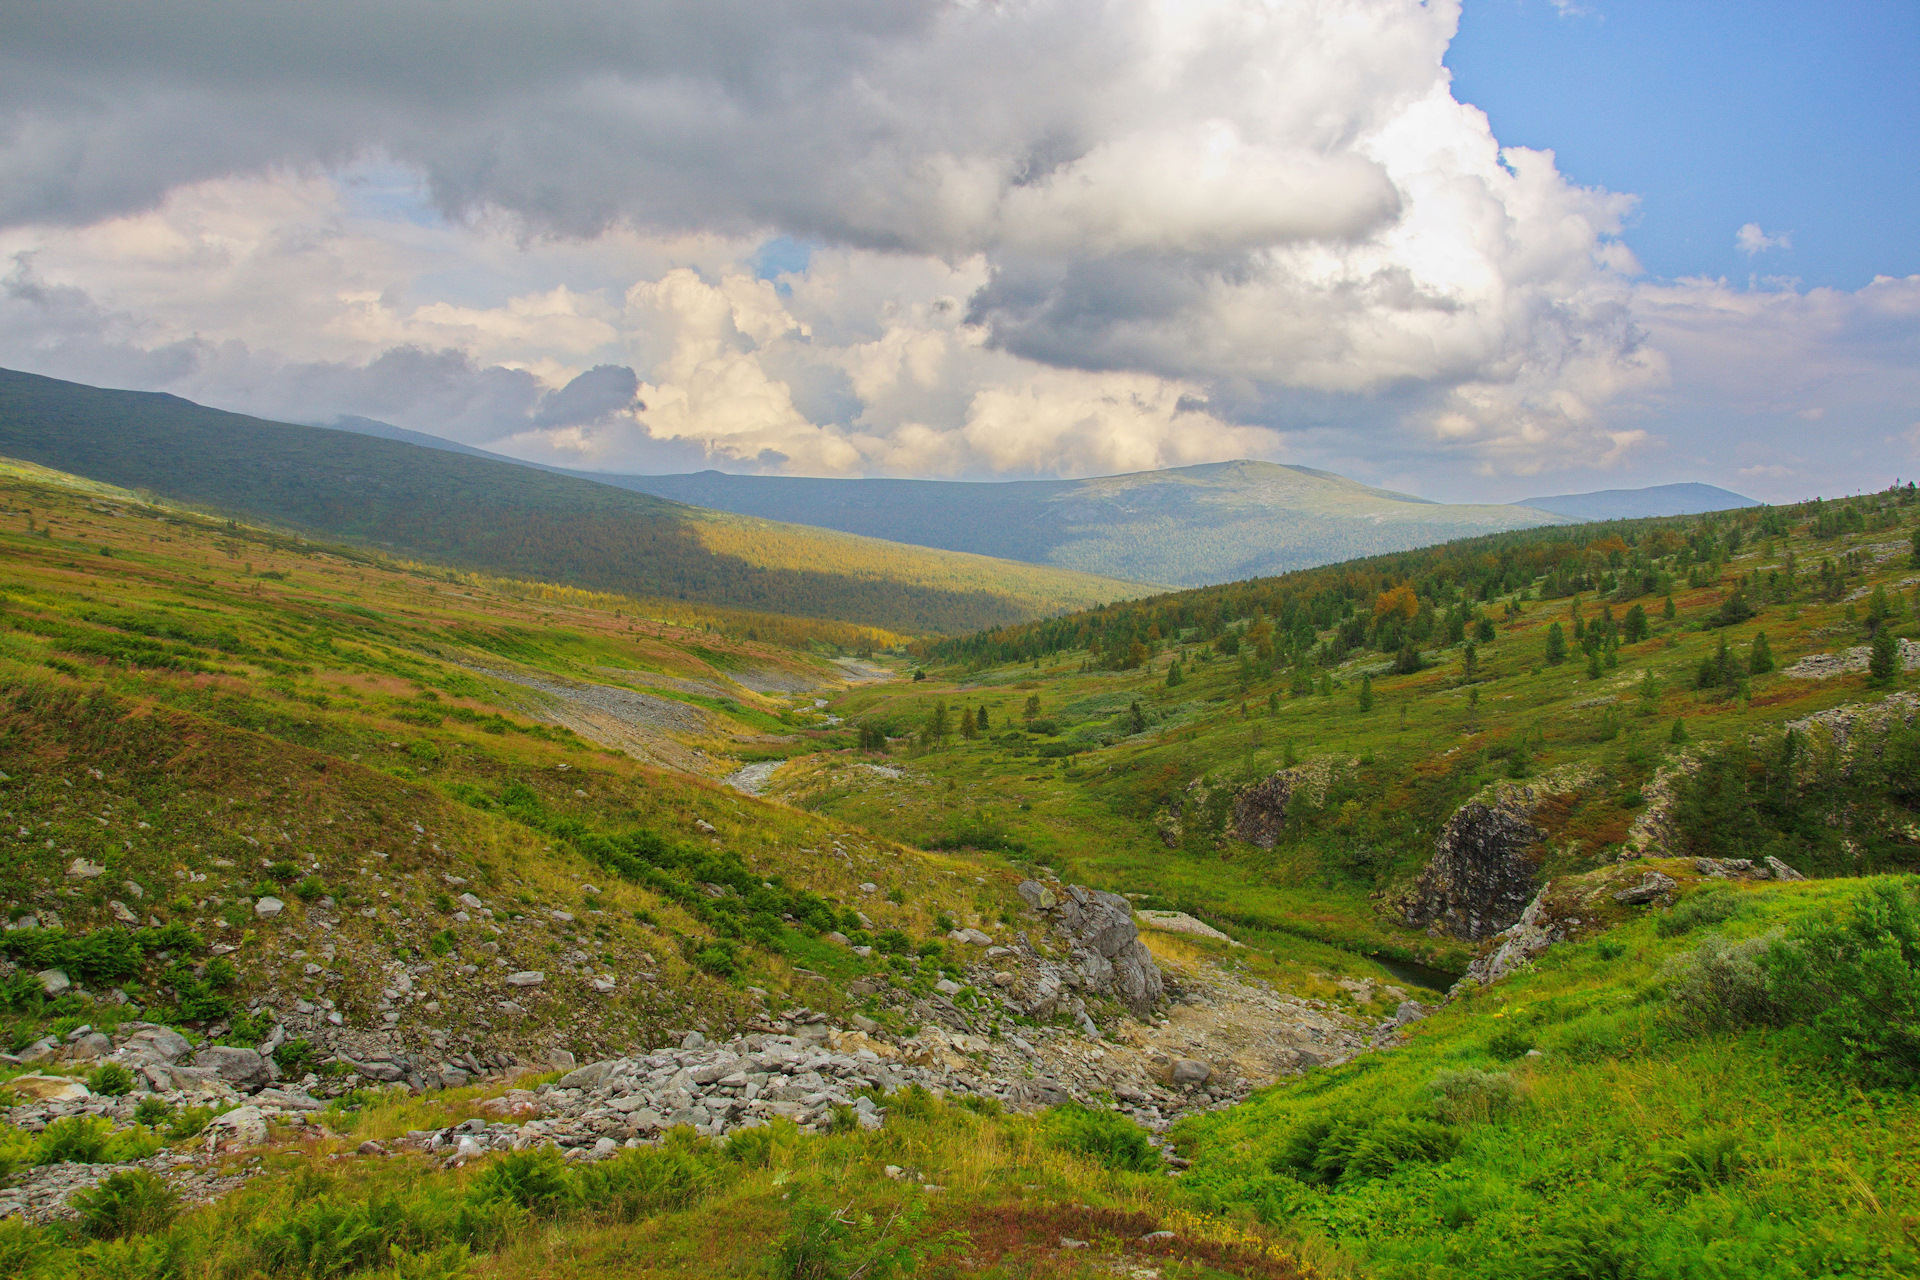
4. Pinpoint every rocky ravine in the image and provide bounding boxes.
[1,879,1386,1223]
